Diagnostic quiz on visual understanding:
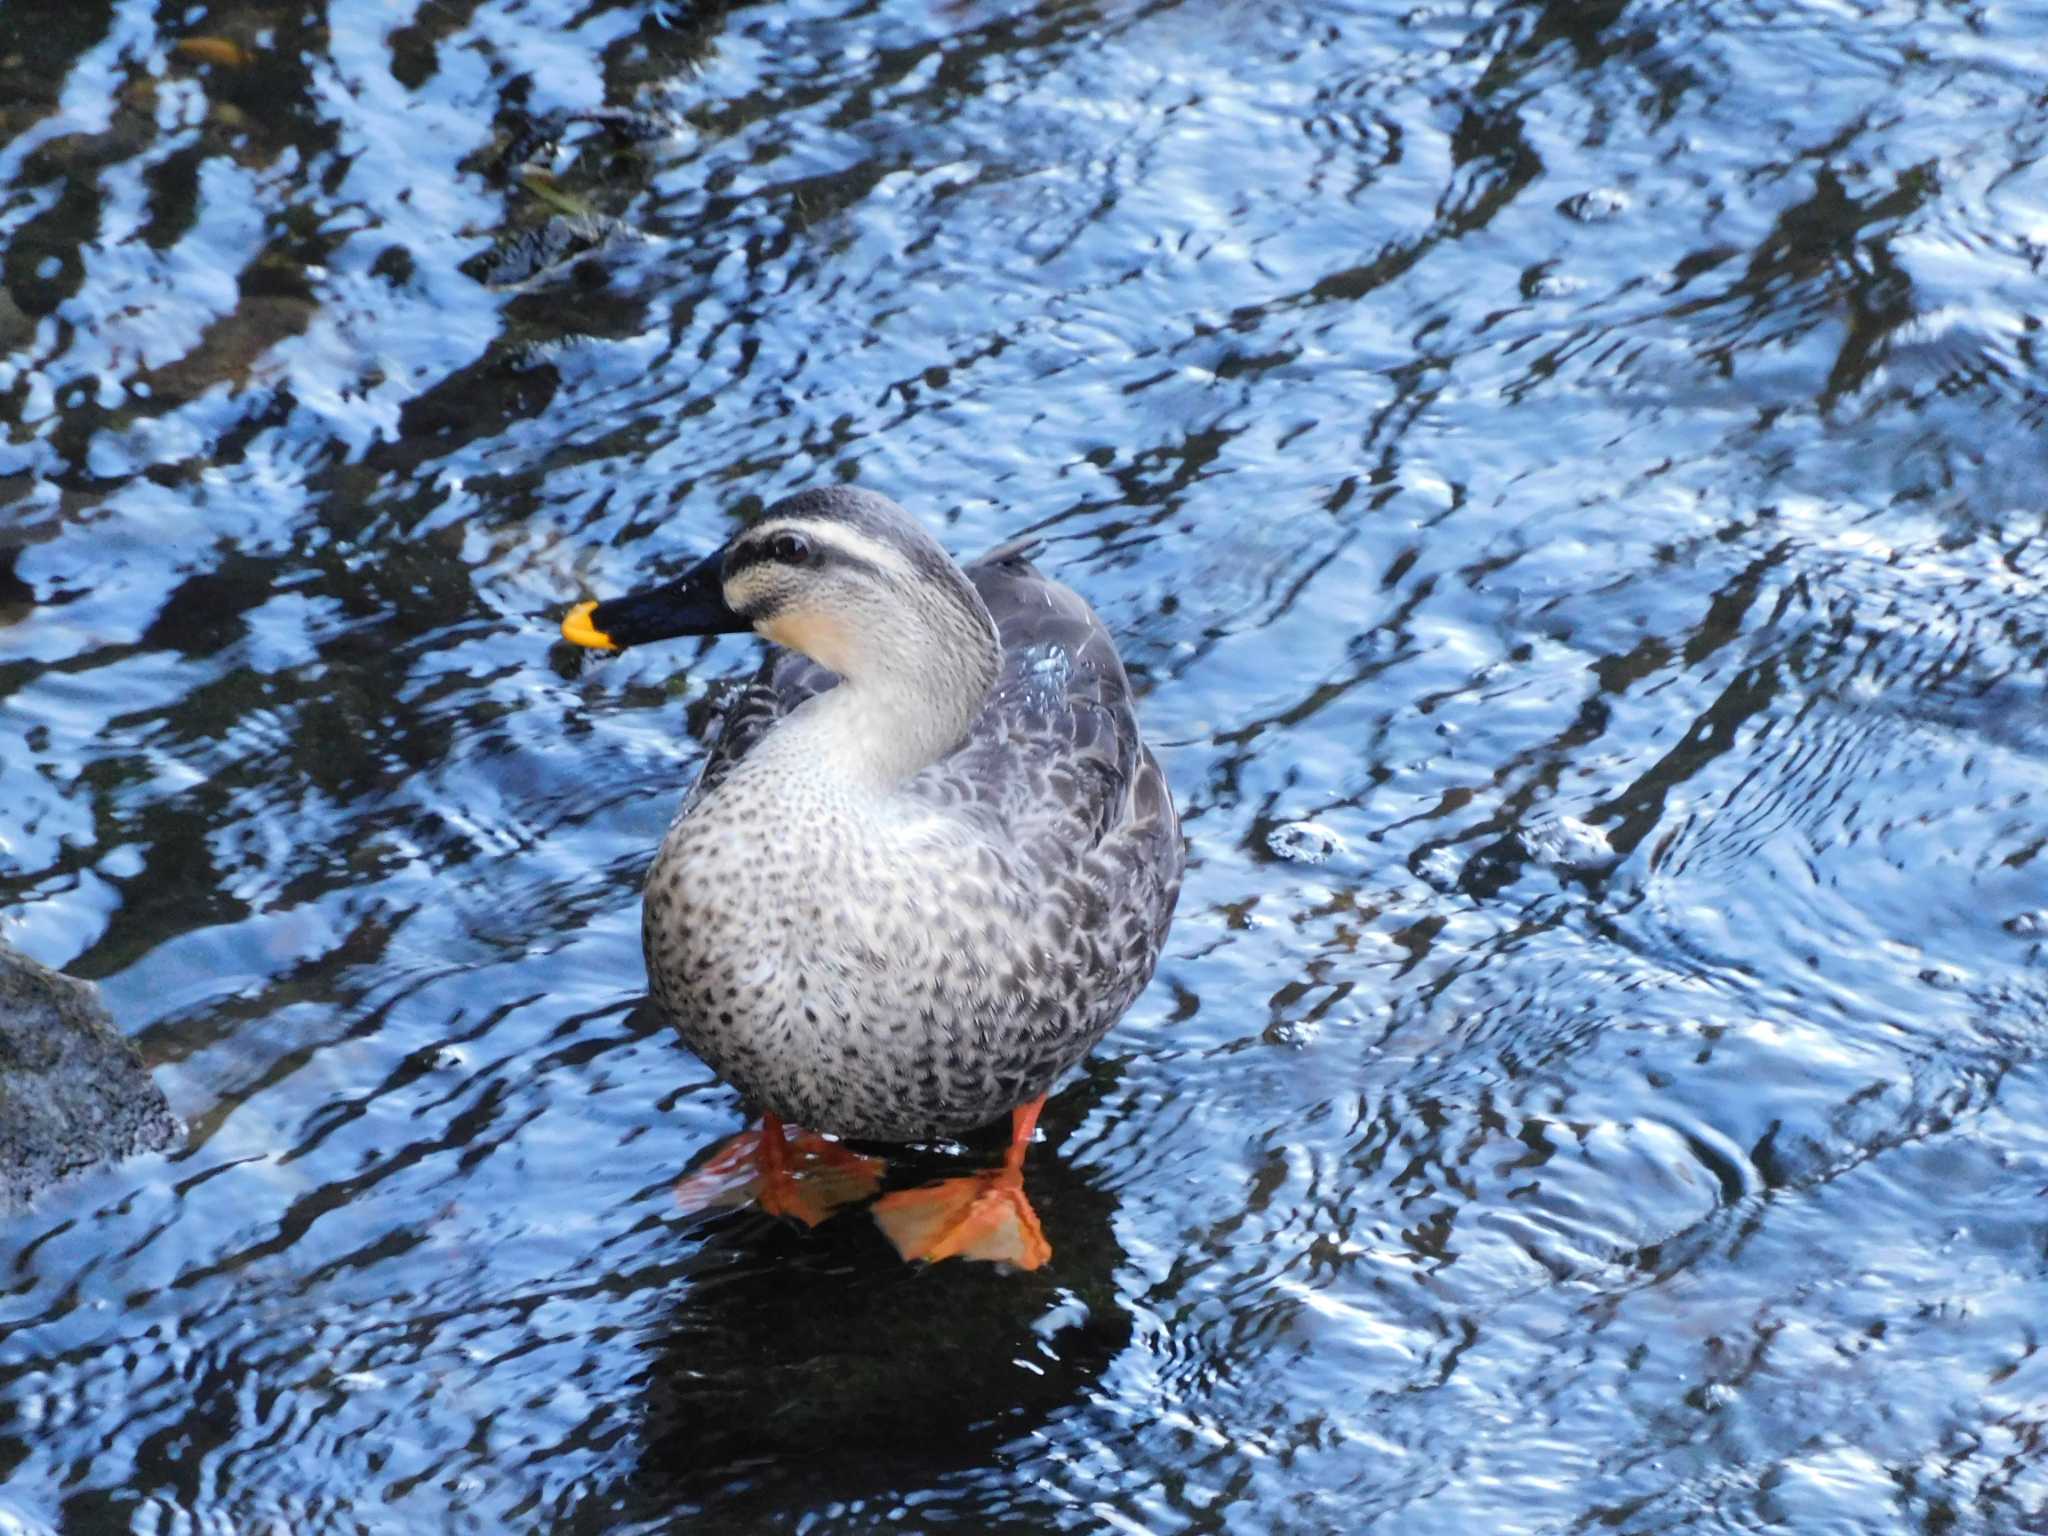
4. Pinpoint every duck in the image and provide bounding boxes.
[561,487,1183,1268]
